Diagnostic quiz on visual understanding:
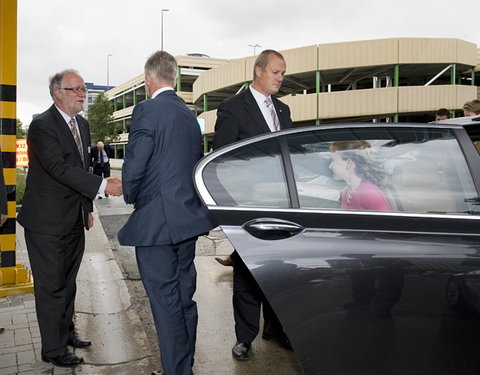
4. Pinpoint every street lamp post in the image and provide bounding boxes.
[107,54,113,89]
[161,9,169,51]
[248,43,261,56]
